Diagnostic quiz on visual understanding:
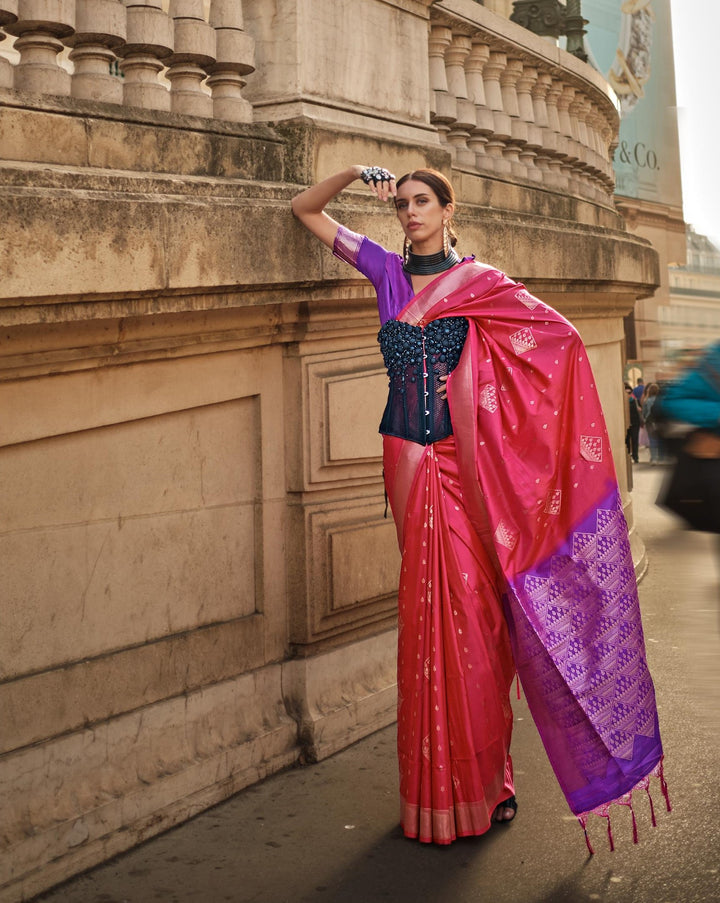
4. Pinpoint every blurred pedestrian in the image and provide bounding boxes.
[625,383,641,463]
[641,383,663,464]
[657,340,720,534]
